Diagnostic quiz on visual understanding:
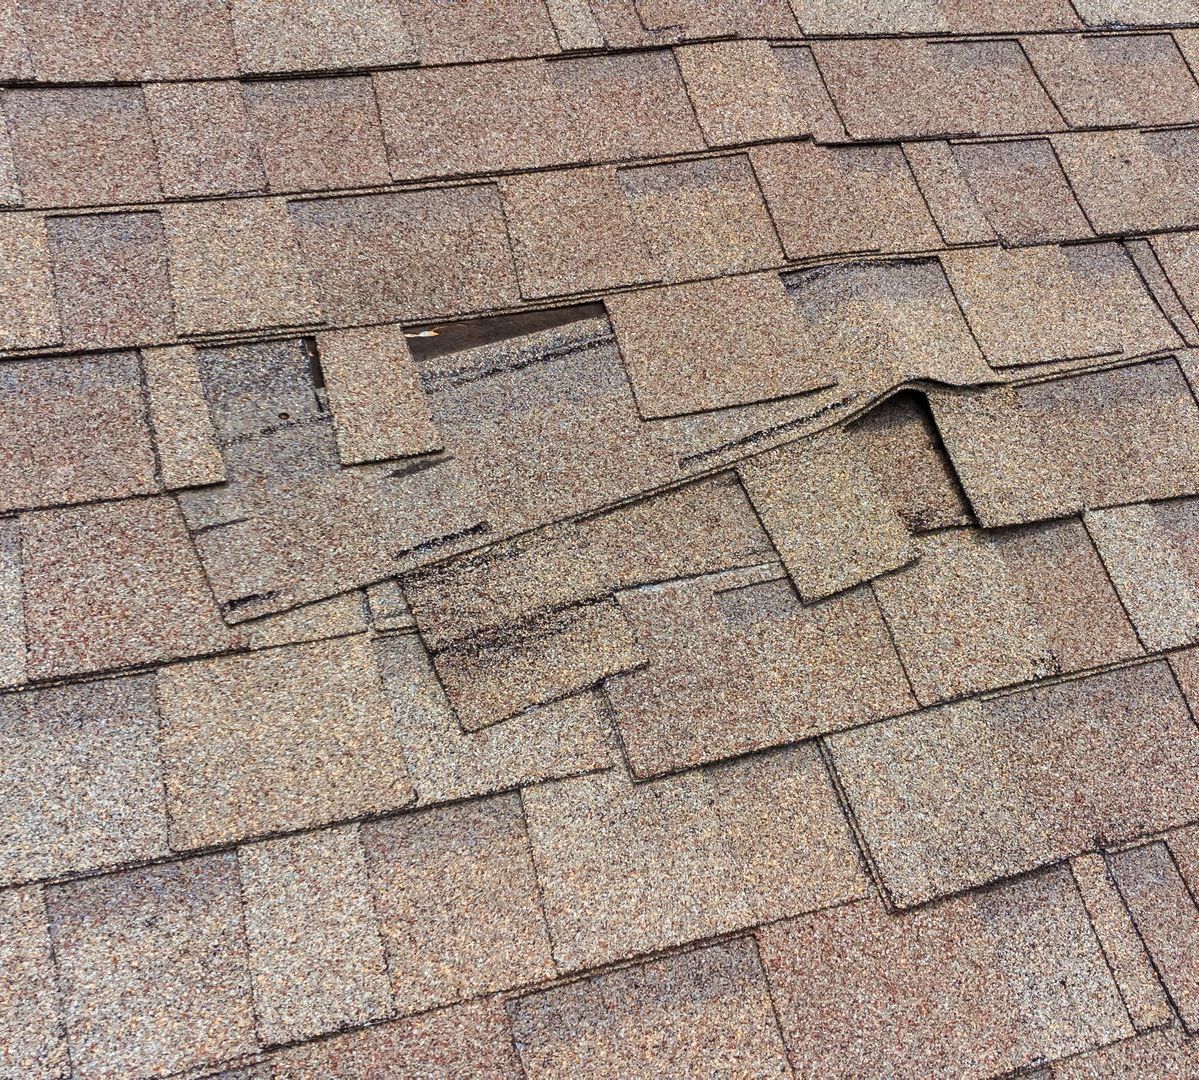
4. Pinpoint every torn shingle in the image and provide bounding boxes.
[21,496,234,680]
[902,140,997,246]
[750,141,942,261]
[759,868,1132,1077]
[289,186,520,324]
[141,345,227,490]
[4,86,161,208]
[156,636,414,849]
[47,211,175,351]
[144,80,265,199]
[361,793,554,1014]
[0,887,68,1080]
[163,199,318,336]
[500,166,659,300]
[509,939,790,1078]
[398,0,559,63]
[0,214,58,350]
[374,62,584,182]
[828,661,1199,906]
[242,76,390,193]
[0,352,158,512]
[0,675,168,887]
[238,825,392,1045]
